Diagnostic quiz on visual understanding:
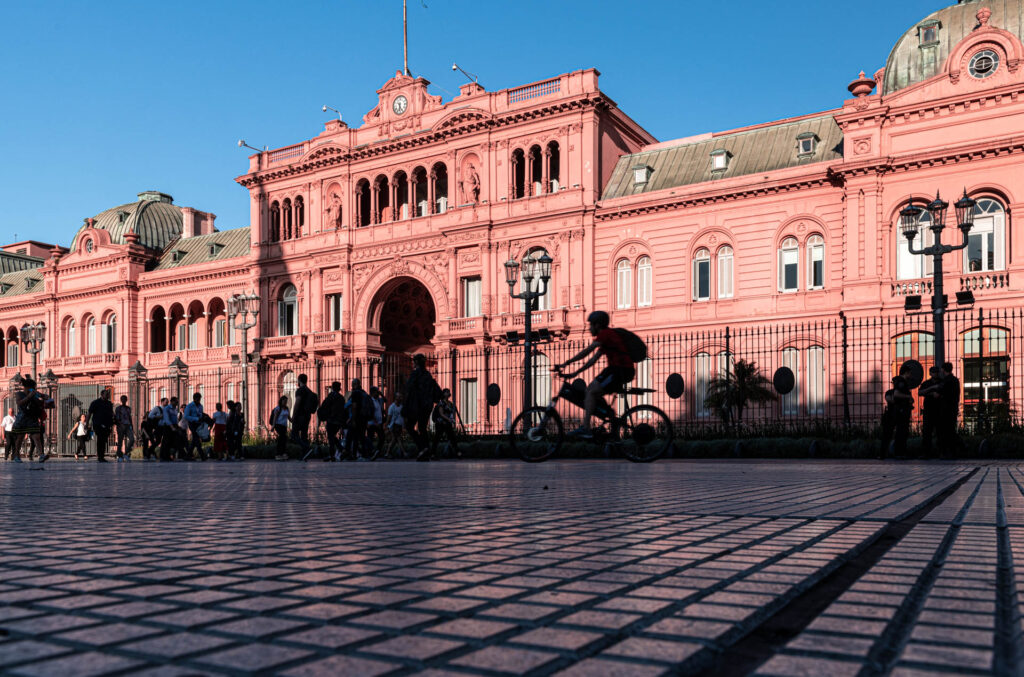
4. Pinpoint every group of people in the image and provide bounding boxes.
[267,356,462,462]
[137,393,246,462]
[1,377,52,462]
[881,361,964,458]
